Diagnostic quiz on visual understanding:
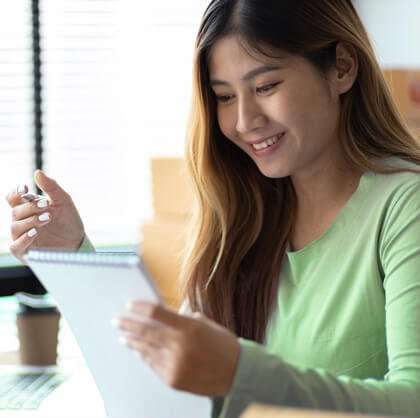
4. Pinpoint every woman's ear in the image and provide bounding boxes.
[329,42,359,95]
